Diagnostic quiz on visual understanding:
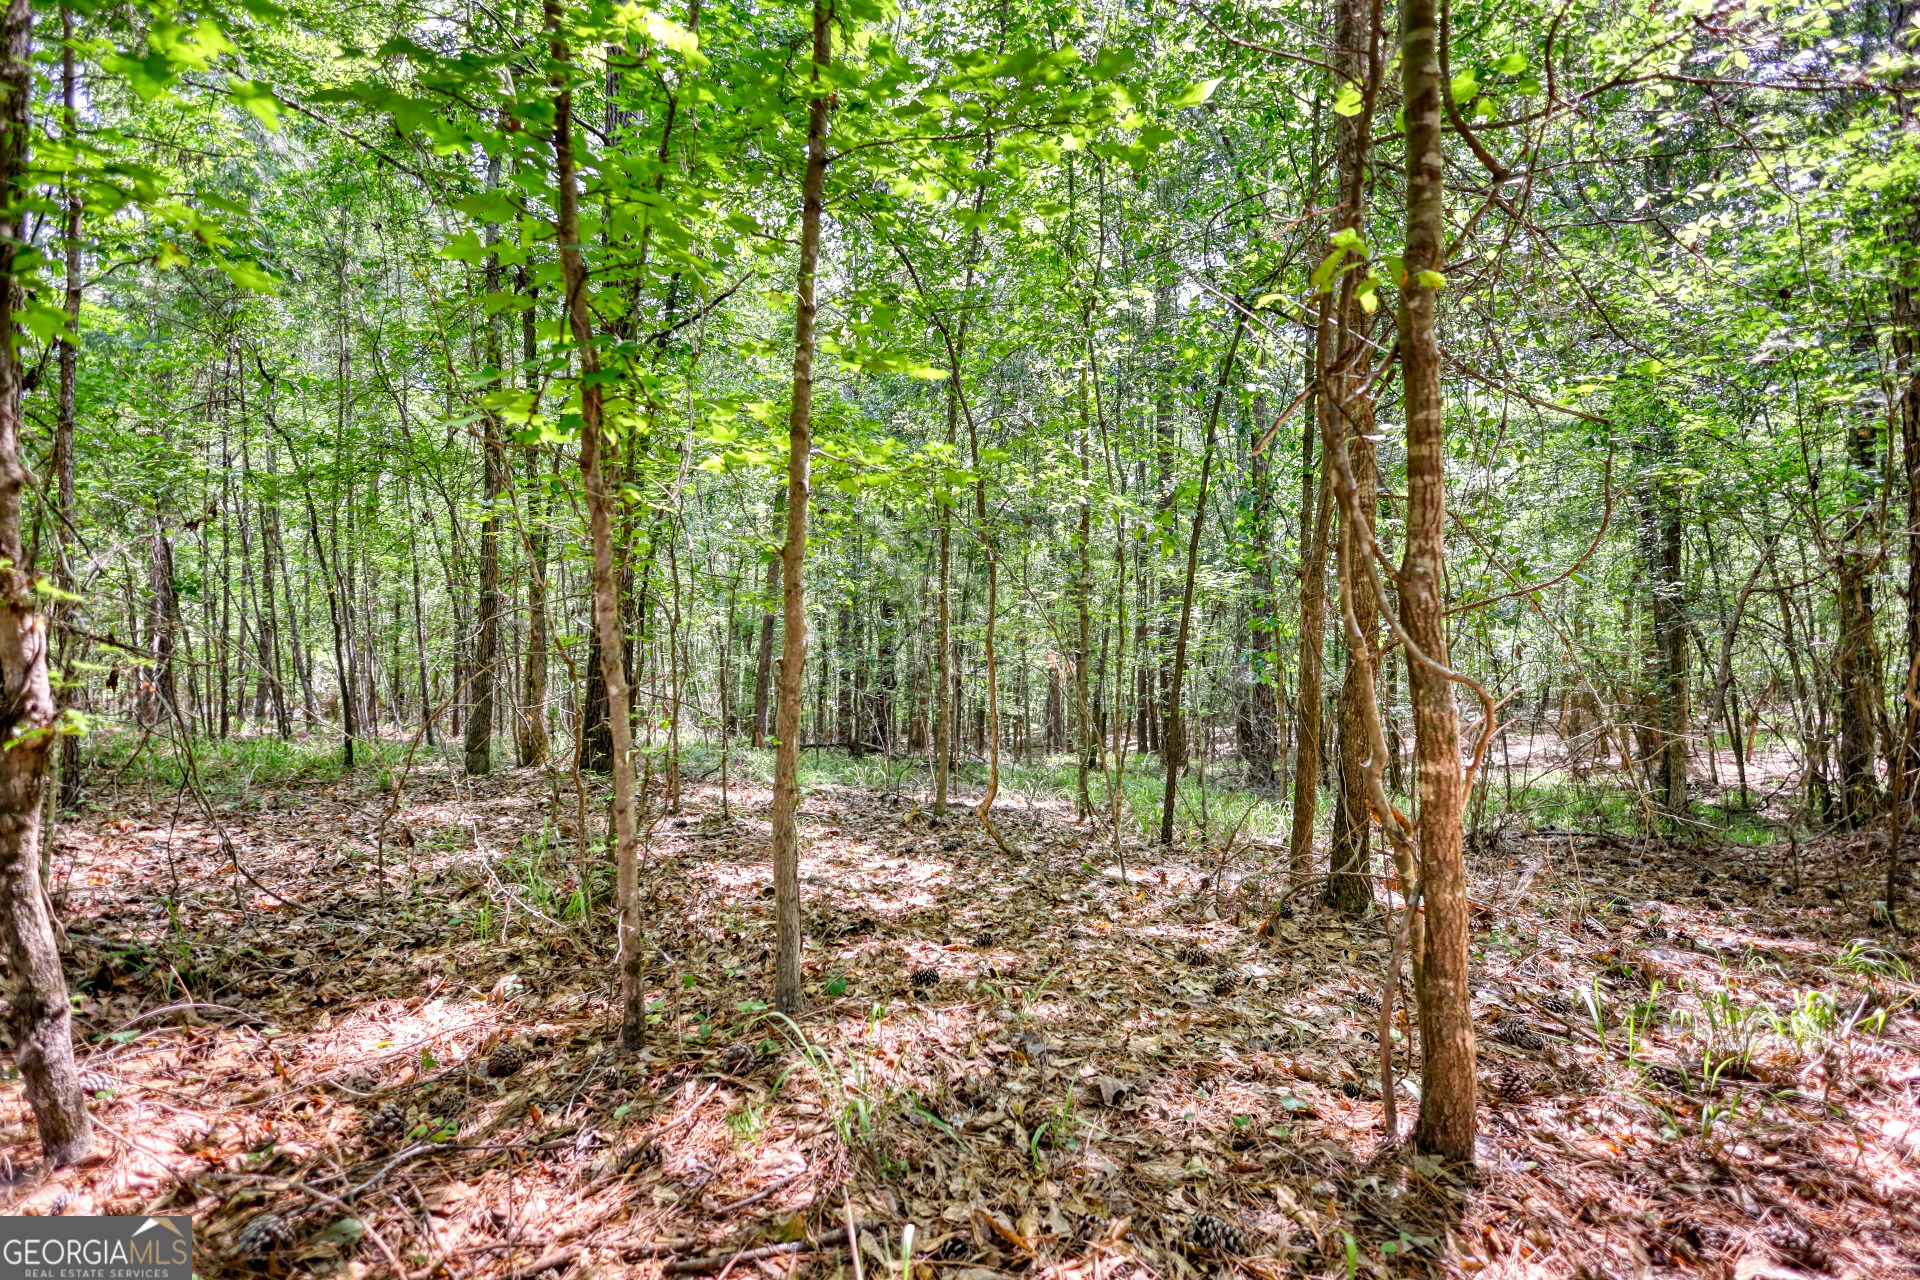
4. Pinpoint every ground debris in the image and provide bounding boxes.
[12,758,1920,1279]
